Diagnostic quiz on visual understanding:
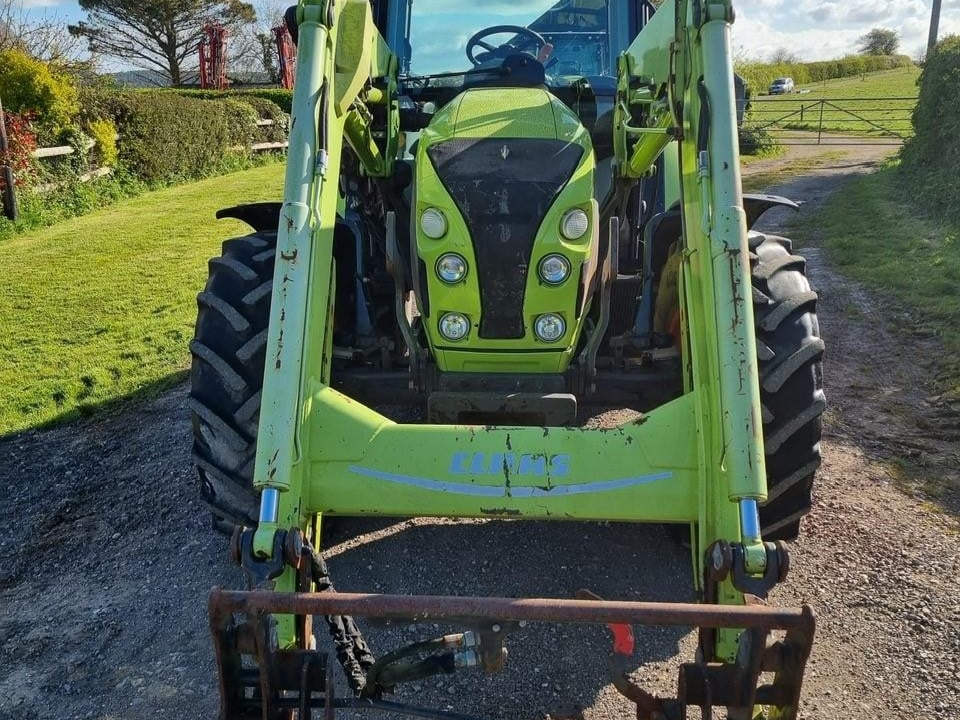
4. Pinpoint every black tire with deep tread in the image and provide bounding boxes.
[191,232,275,529]
[750,231,825,541]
